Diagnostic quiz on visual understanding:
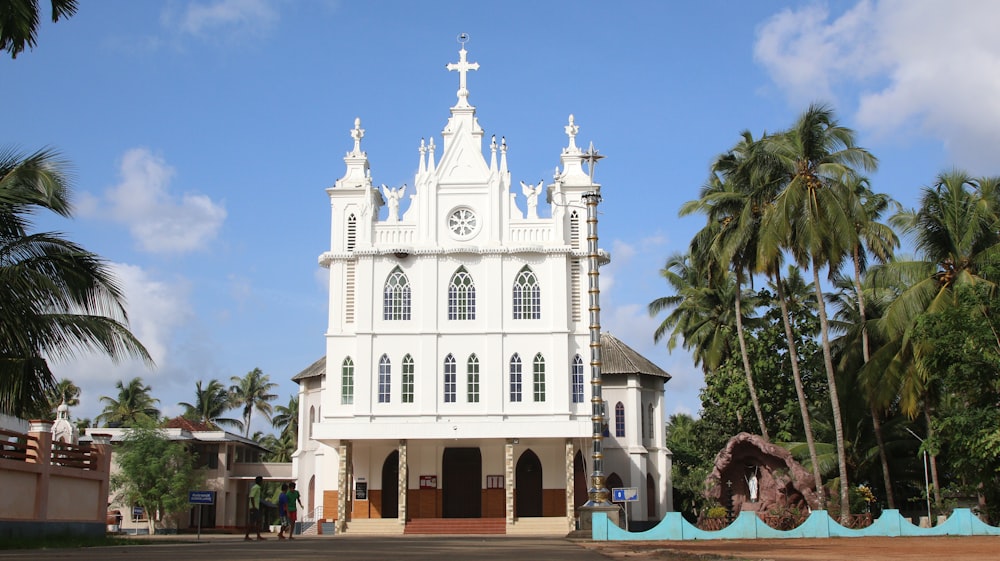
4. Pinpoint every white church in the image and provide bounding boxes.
[292,41,672,535]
